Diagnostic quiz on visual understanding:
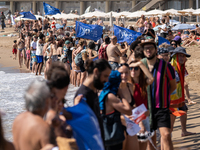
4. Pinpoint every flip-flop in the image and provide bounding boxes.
[181,132,196,137]
[188,101,197,105]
